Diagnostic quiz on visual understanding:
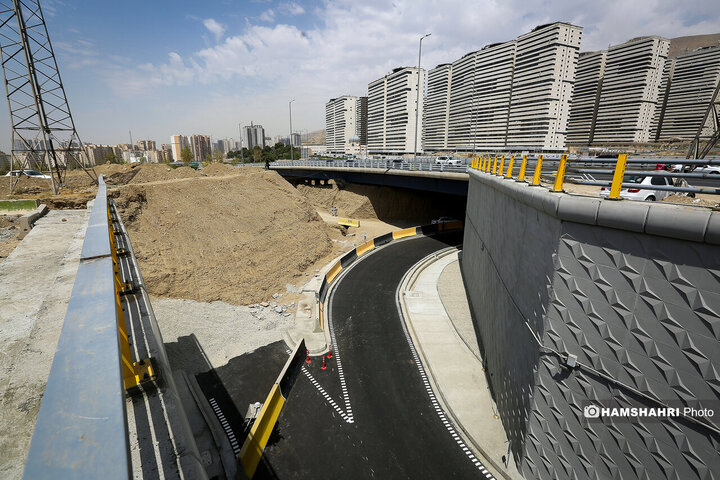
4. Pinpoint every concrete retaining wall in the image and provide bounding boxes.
[462,170,720,479]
